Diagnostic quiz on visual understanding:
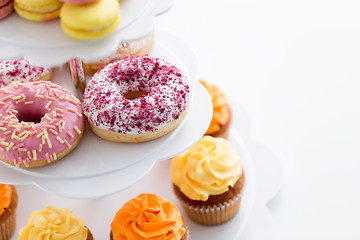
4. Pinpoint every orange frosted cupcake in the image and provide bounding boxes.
[171,136,244,225]
[18,206,93,240]
[110,193,188,240]
[199,80,231,138]
[0,184,17,240]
